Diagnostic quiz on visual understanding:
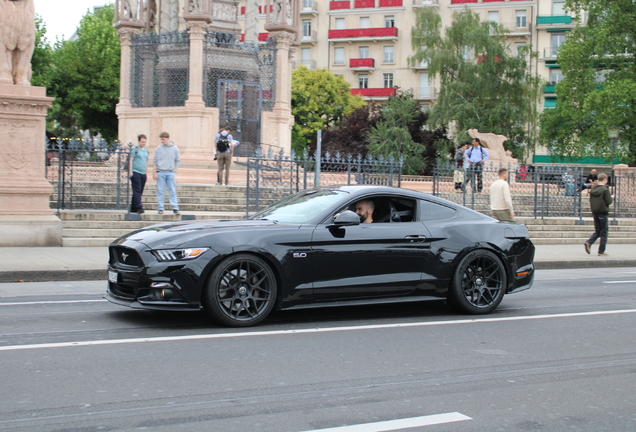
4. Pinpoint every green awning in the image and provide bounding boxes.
[544,98,557,108]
